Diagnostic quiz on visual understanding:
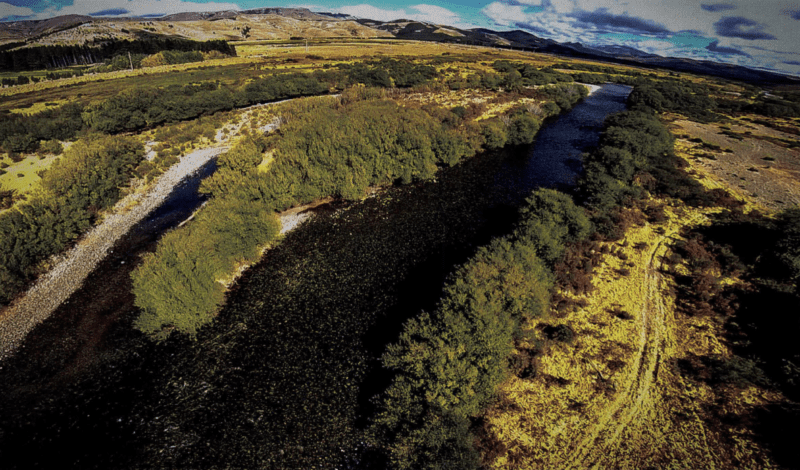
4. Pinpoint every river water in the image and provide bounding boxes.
[0,84,630,469]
